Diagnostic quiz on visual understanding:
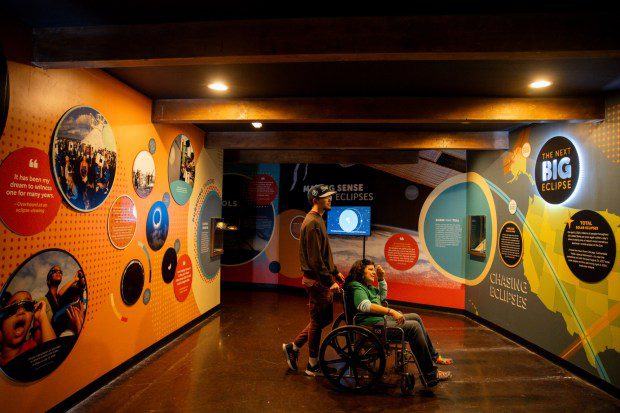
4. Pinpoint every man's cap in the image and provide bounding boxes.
[307,184,336,203]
